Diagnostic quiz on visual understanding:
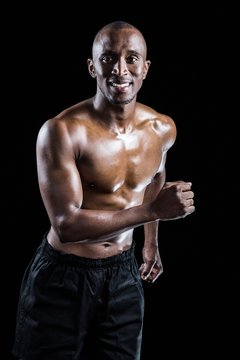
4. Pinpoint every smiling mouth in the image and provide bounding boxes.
[108,81,132,92]
[111,82,130,88]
